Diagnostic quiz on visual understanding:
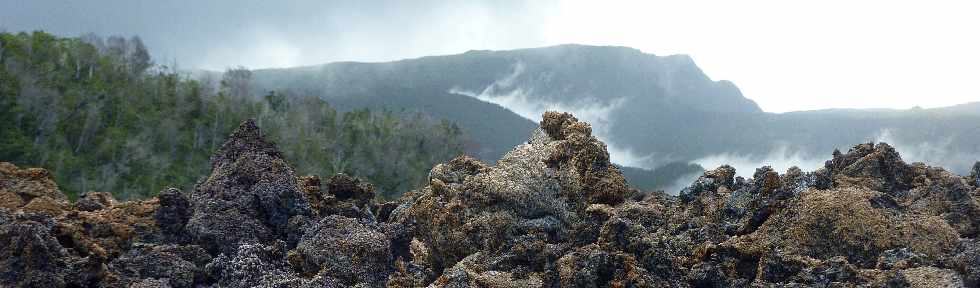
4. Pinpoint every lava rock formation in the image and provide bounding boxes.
[1,112,979,287]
